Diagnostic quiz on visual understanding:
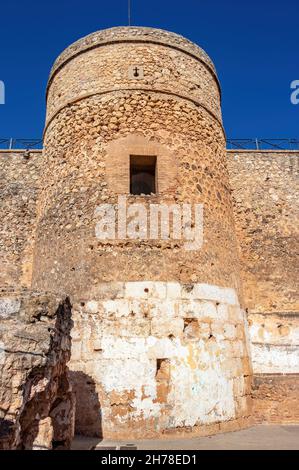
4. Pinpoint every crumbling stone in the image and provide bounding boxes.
[0,289,74,450]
